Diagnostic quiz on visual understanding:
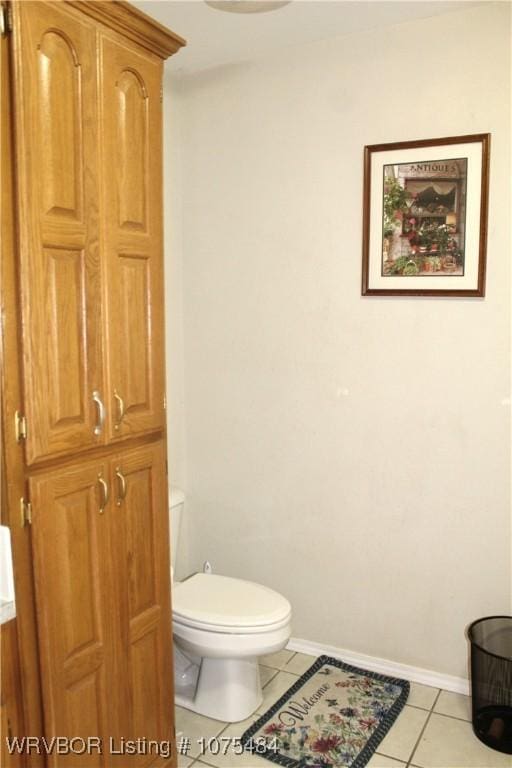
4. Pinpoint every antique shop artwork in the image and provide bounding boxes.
[382,158,466,277]
[362,135,489,296]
